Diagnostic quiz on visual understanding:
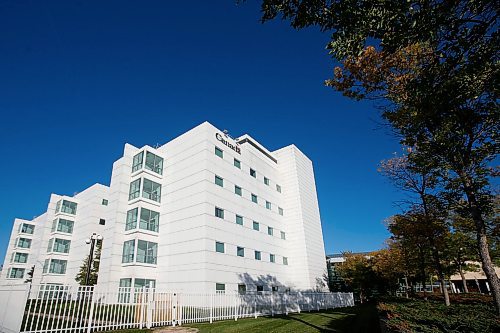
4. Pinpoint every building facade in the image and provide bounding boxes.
[0,122,327,293]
